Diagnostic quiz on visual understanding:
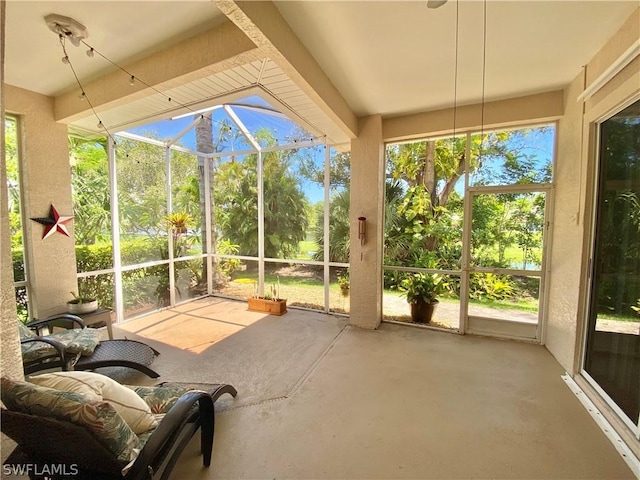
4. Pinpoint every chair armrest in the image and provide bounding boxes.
[27,314,86,334]
[21,337,76,371]
[125,391,214,480]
